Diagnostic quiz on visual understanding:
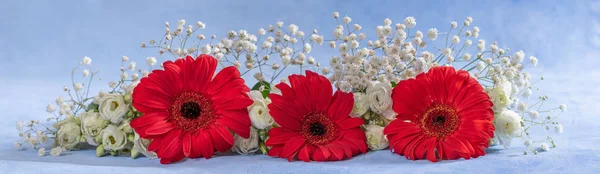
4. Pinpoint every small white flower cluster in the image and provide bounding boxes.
[144,19,324,85]
[325,13,566,154]
[15,56,156,159]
